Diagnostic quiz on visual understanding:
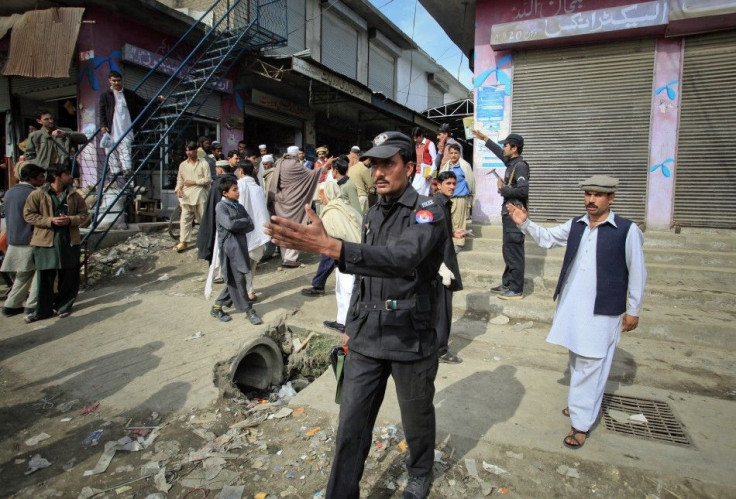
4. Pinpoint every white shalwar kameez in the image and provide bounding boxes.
[109,89,134,173]
[519,211,646,431]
